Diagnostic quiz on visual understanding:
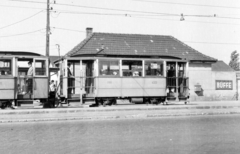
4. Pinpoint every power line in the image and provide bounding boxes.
[52,1,240,20]
[52,27,85,33]
[51,9,240,25]
[8,0,46,4]
[0,4,44,9]
[7,0,240,20]
[133,0,240,10]
[0,10,44,30]
[51,6,240,21]
[51,10,175,17]
[0,28,46,37]
[9,0,179,16]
